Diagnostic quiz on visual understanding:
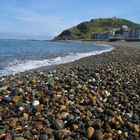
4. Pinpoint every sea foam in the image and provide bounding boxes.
[0,44,113,76]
